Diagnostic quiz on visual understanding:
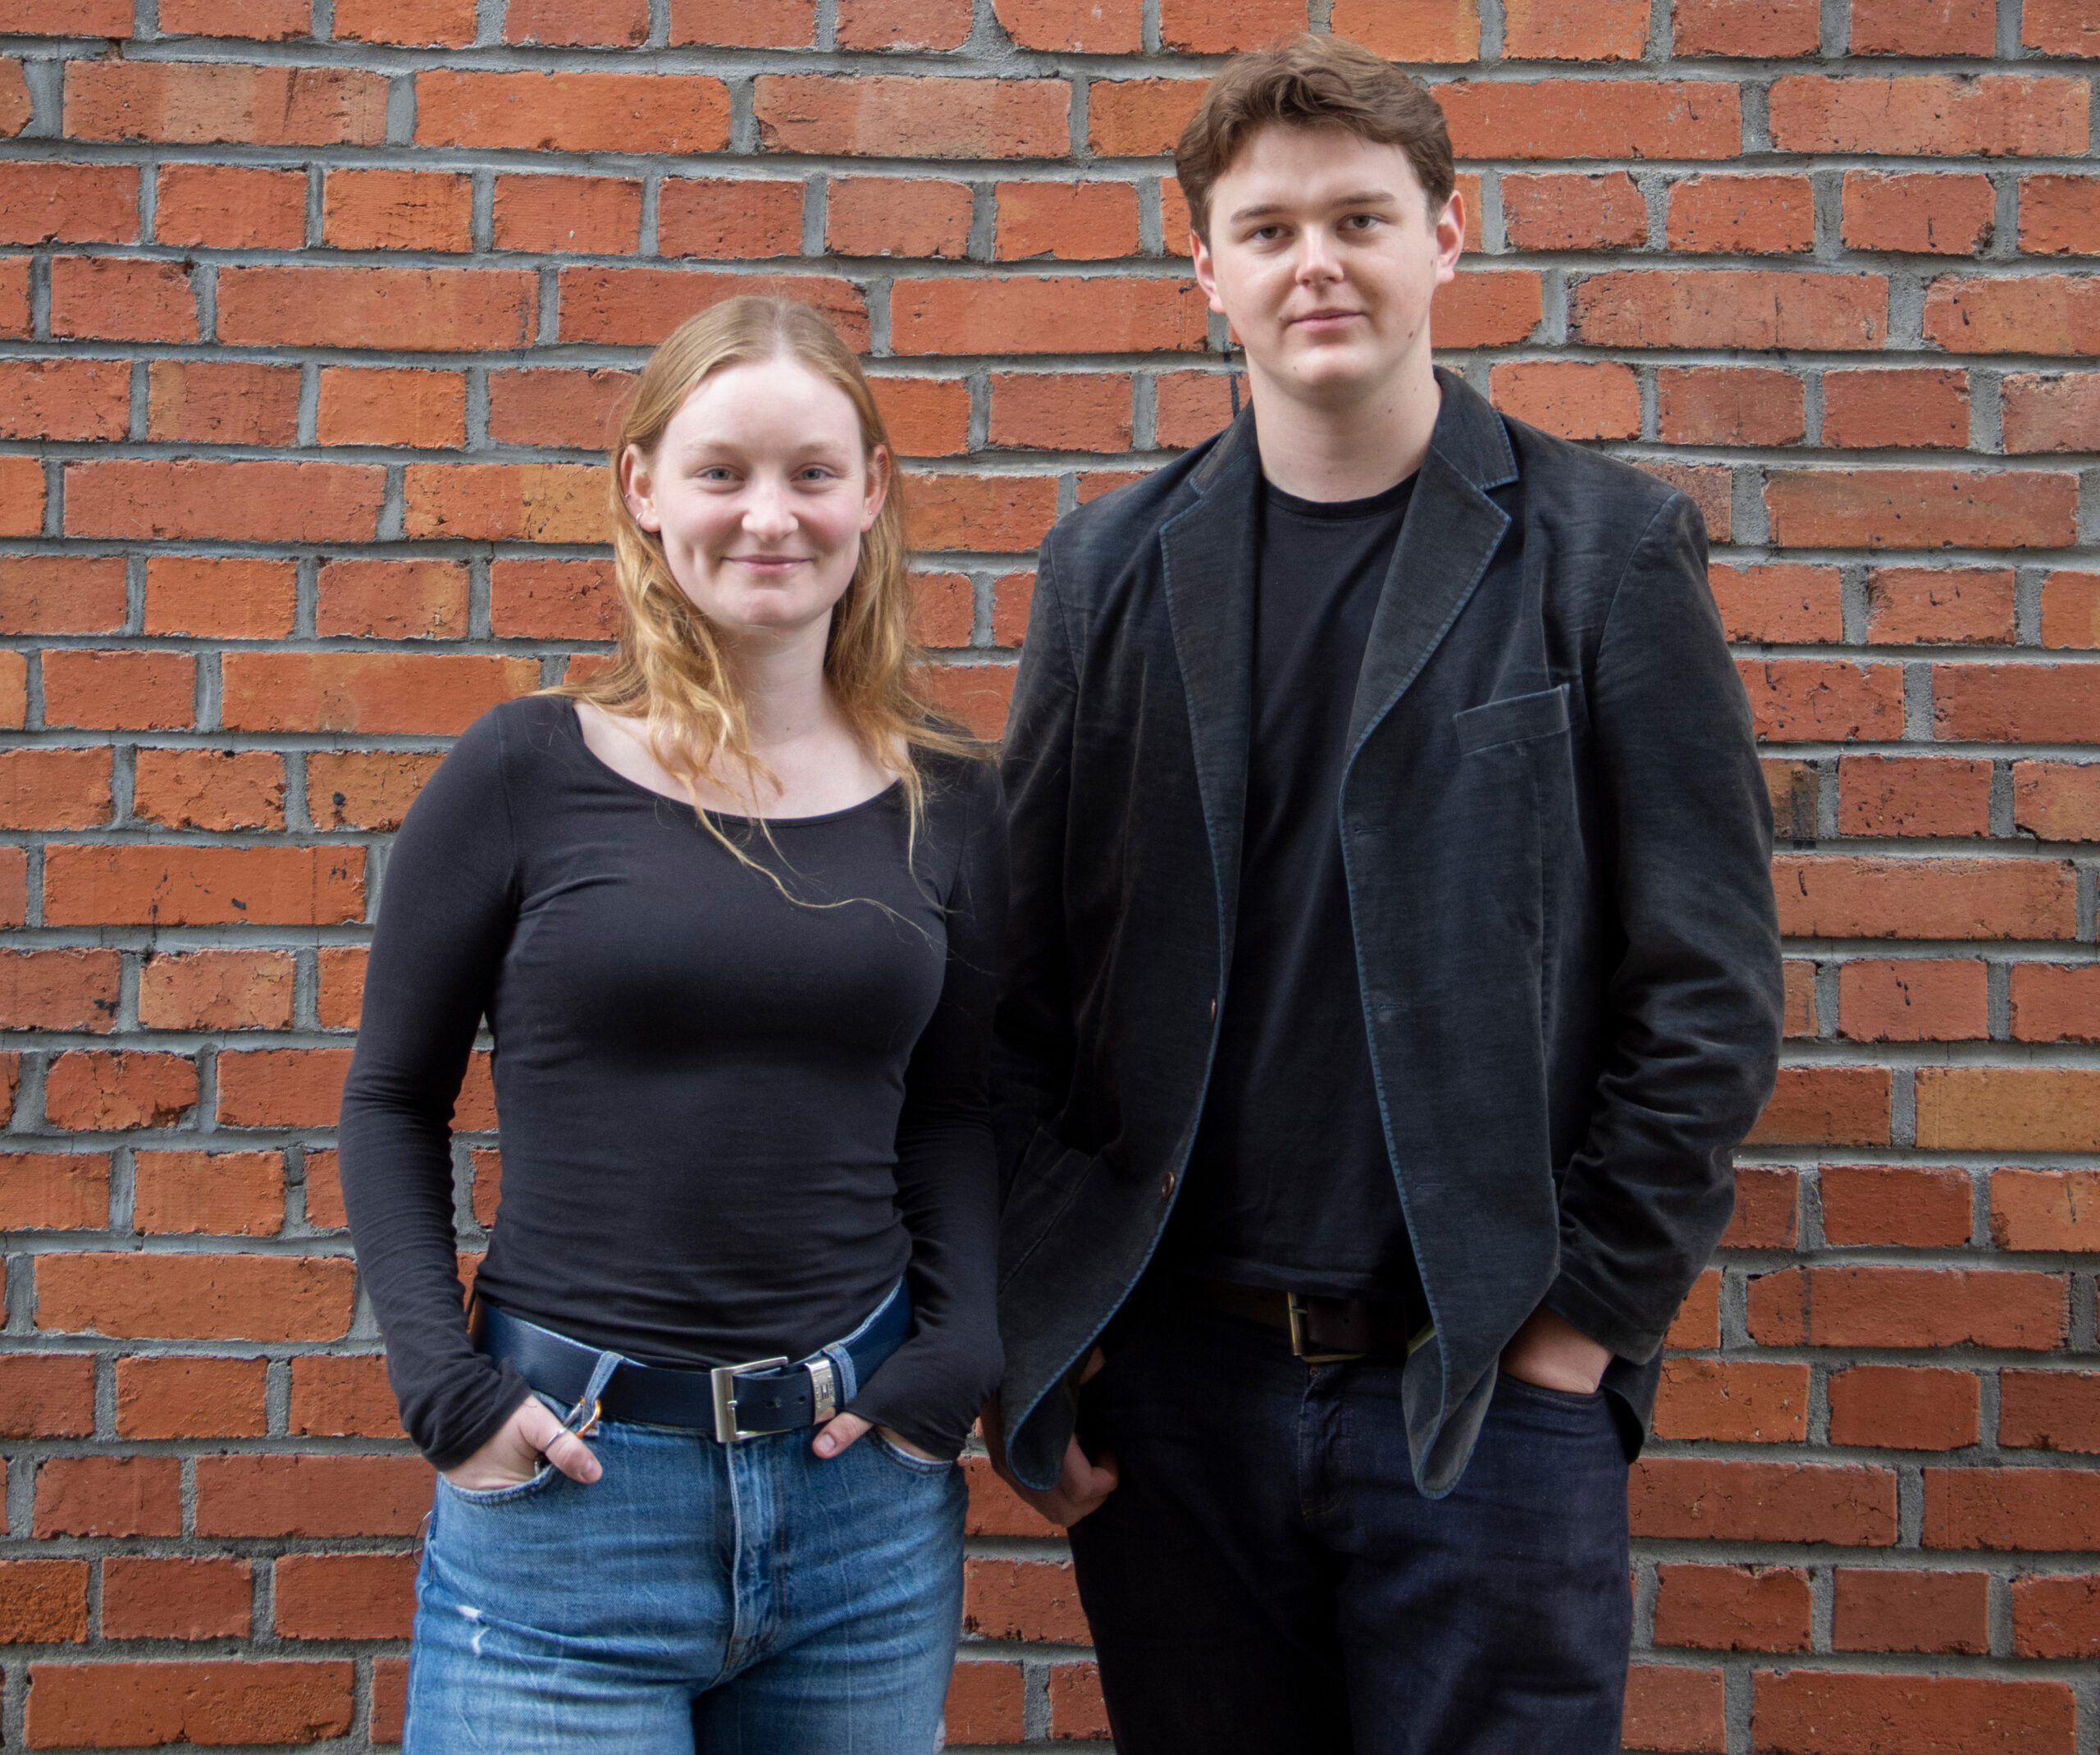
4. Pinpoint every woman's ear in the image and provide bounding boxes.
[619,444,660,532]
[861,444,892,532]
